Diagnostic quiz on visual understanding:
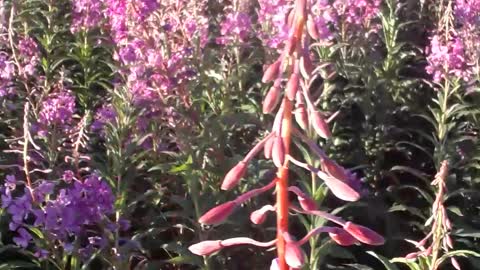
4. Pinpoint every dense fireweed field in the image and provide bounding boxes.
[0,0,480,269]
